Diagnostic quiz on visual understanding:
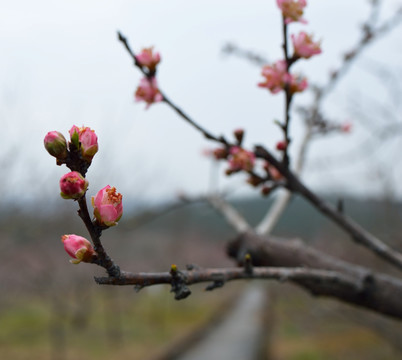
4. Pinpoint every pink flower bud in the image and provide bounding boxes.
[60,171,88,200]
[135,77,163,109]
[291,32,321,59]
[264,162,283,181]
[234,128,244,143]
[44,131,68,159]
[228,147,255,172]
[61,234,95,264]
[276,0,307,24]
[340,122,352,133]
[69,125,98,162]
[136,47,161,72]
[276,141,288,151]
[92,185,123,227]
[213,148,229,160]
